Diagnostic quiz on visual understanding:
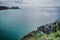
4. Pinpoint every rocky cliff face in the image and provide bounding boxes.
[37,20,60,34]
